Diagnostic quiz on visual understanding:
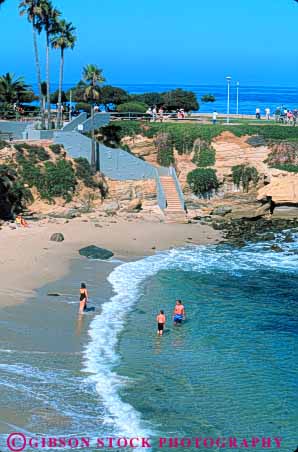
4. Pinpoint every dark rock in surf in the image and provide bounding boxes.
[79,245,114,260]
[270,244,283,253]
[283,233,294,243]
